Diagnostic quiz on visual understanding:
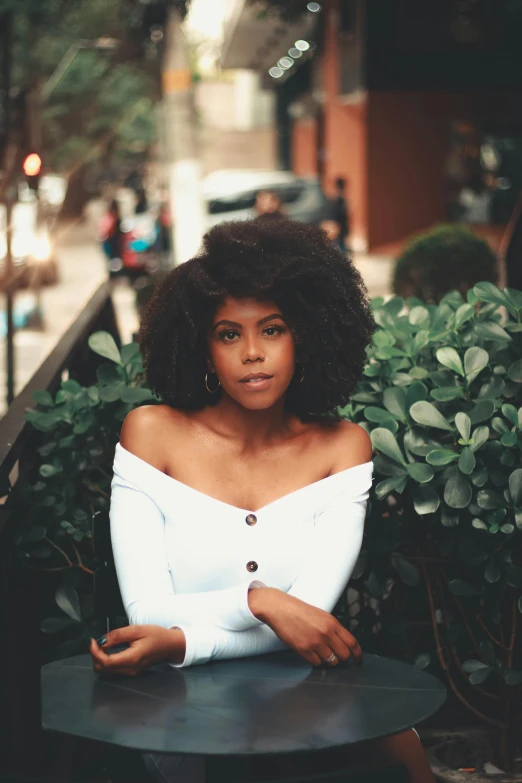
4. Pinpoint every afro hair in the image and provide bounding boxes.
[138,218,375,420]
